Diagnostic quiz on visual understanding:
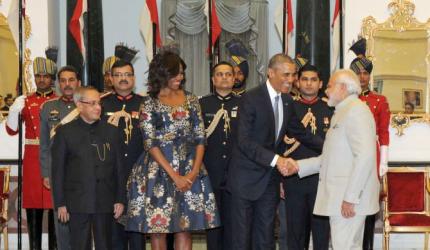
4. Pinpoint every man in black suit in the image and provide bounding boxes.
[228,54,323,250]
[51,86,125,250]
